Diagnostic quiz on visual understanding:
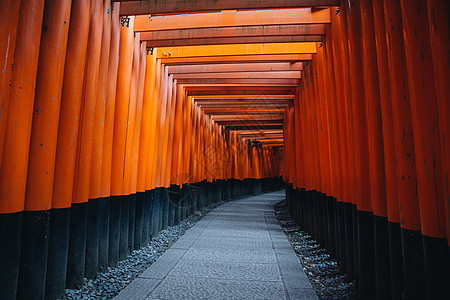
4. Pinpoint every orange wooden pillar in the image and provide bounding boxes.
[84,0,111,280]
[400,0,449,297]
[330,7,352,271]
[66,0,103,287]
[360,0,389,297]
[183,95,193,184]
[136,47,156,195]
[145,57,162,237]
[337,3,359,279]
[145,58,161,195]
[121,33,140,256]
[0,0,21,169]
[49,0,90,295]
[101,2,121,267]
[162,78,177,224]
[120,32,140,259]
[372,0,403,298]
[383,0,422,297]
[426,0,450,253]
[136,46,156,246]
[110,14,134,262]
[0,0,45,298]
[323,27,343,259]
[18,0,71,298]
[131,41,147,250]
[344,1,374,292]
